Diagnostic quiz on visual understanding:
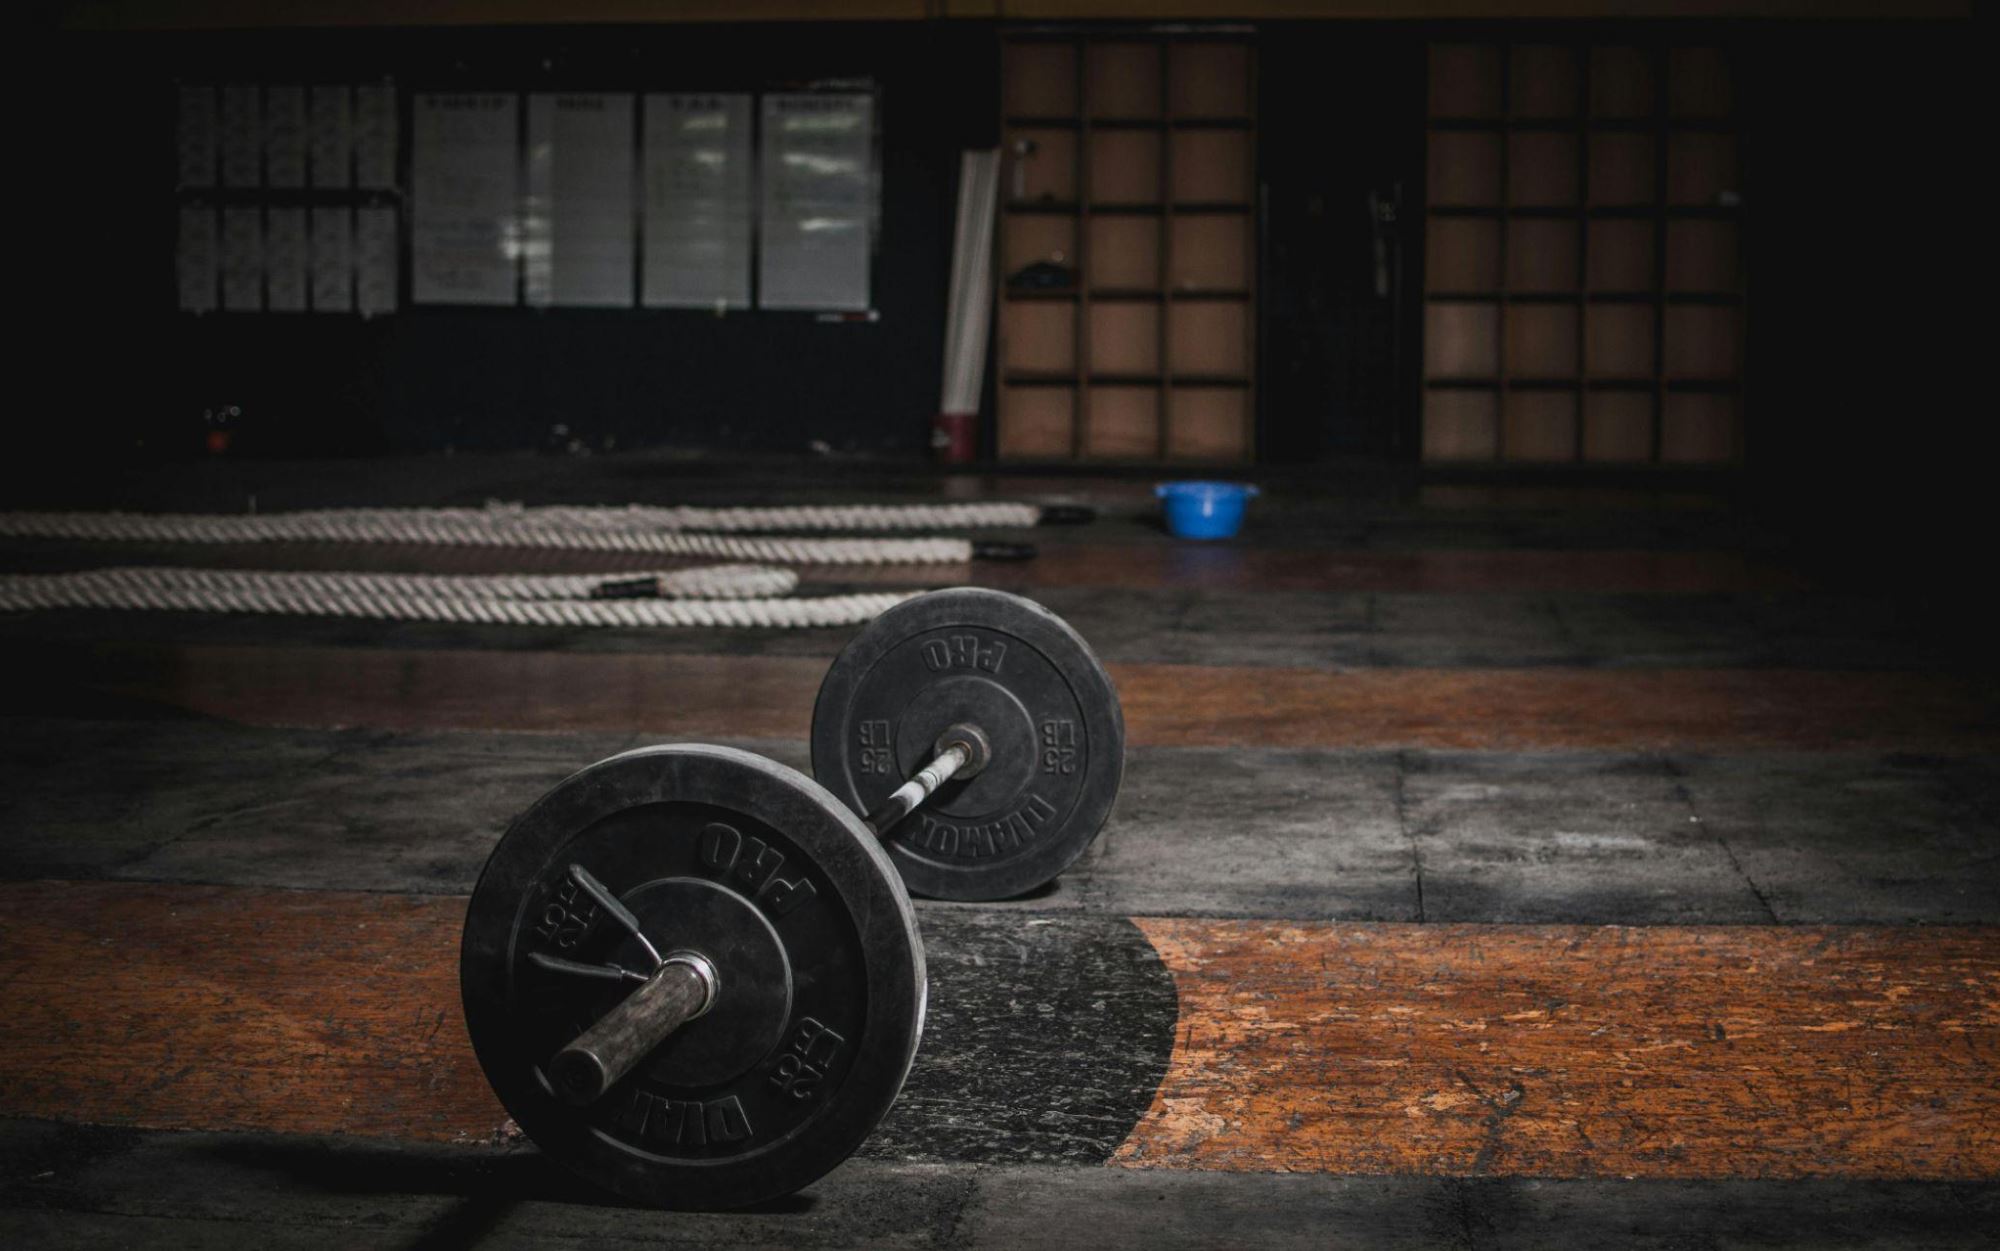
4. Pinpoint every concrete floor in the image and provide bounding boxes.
[1,452,1995,1247]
